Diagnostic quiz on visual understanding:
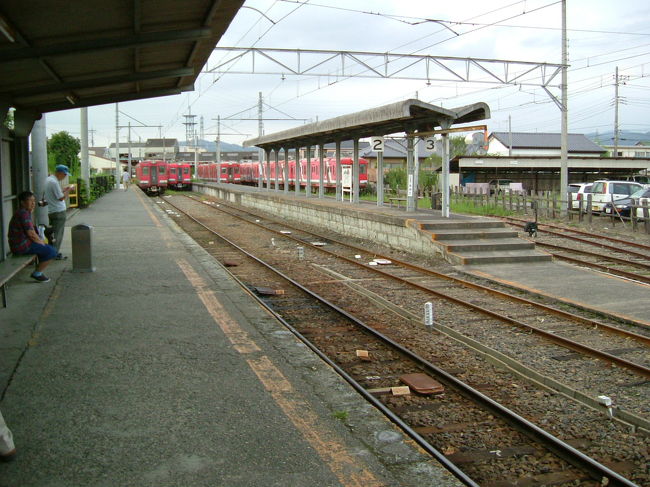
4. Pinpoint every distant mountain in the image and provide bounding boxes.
[585,130,650,146]
[180,139,246,152]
